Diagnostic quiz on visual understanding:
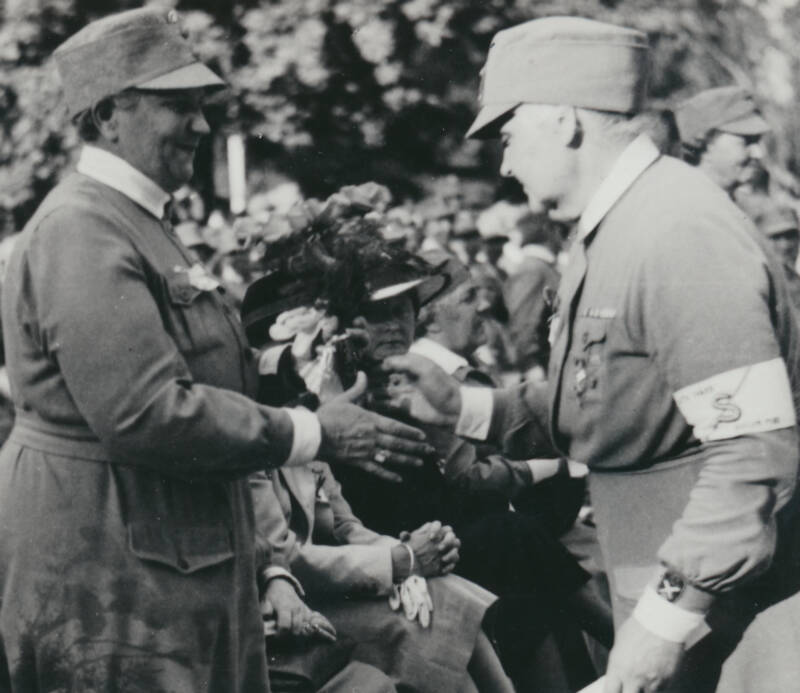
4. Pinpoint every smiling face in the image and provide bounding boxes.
[359,293,417,361]
[499,104,578,220]
[114,89,210,191]
[700,131,764,194]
